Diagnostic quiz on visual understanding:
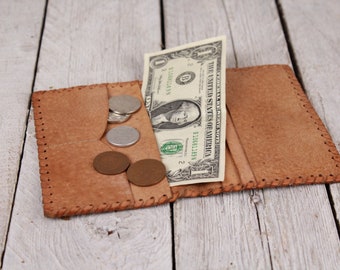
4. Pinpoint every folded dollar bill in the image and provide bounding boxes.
[141,36,226,186]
